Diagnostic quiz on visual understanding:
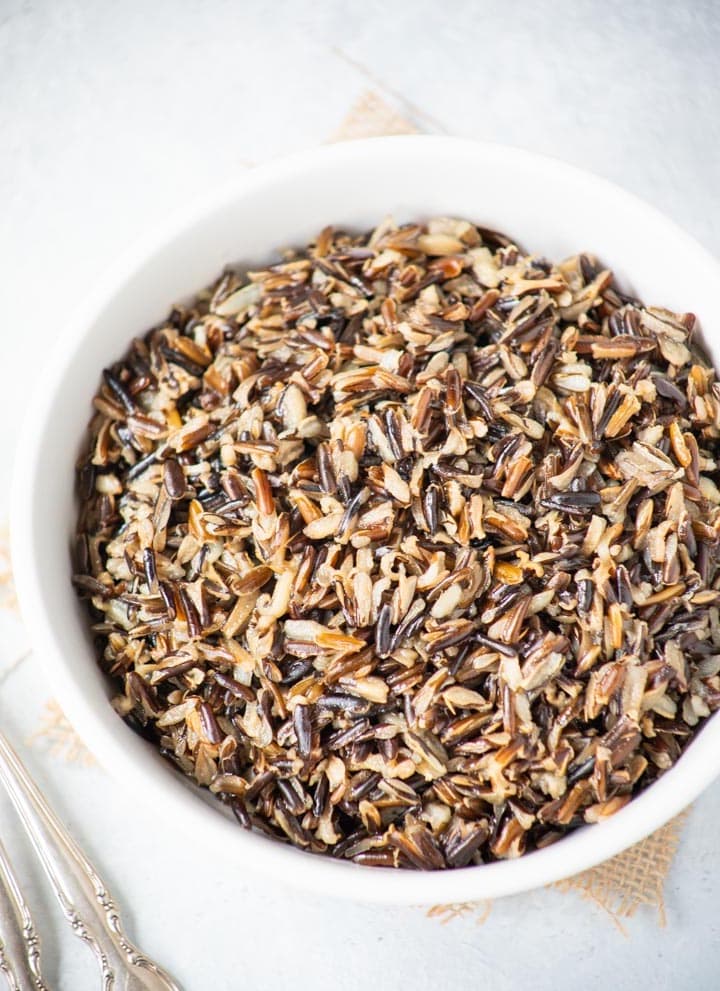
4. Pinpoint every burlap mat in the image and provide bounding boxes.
[332,90,686,929]
[0,524,16,611]
[0,97,687,927]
